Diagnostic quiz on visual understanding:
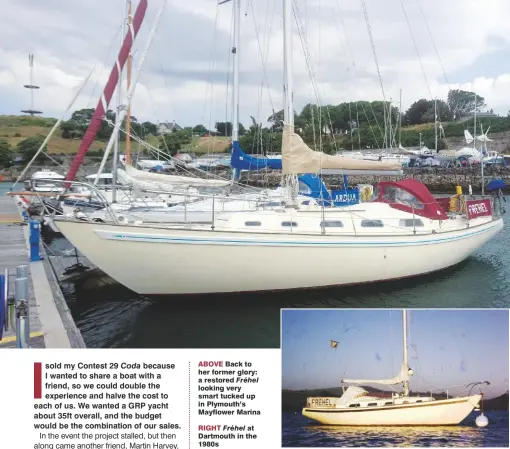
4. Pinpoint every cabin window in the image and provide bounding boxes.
[349,404,360,408]
[245,221,261,227]
[361,219,384,228]
[301,200,310,205]
[367,403,378,407]
[384,402,393,406]
[416,400,422,403]
[399,219,424,228]
[281,221,298,227]
[320,220,344,228]
[382,185,424,209]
